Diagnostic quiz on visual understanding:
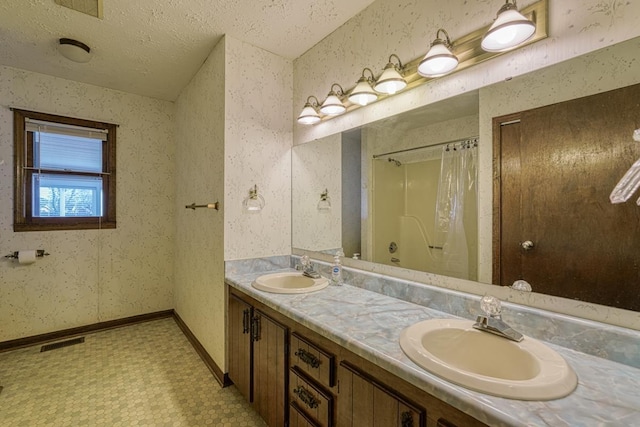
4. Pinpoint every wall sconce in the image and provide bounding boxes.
[481,0,536,52]
[297,96,322,125]
[374,54,407,95]
[348,68,378,106]
[320,84,347,115]
[418,29,459,77]
[317,189,331,210]
[243,184,265,212]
